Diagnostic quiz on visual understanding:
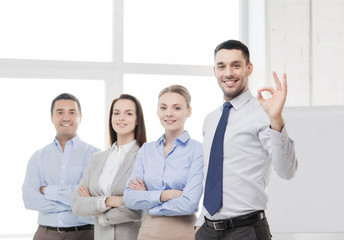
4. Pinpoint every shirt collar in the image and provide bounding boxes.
[156,131,190,146]
[225,89,253,111]
[54,135,80,150]
[111,140,137,154]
